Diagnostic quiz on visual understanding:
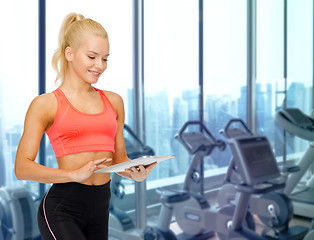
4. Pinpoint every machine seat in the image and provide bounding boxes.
[156,188,190,204]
